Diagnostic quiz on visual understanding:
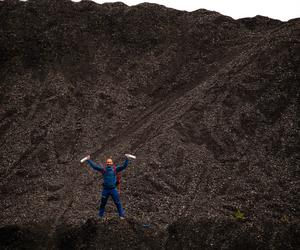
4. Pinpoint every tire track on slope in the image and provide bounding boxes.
[90,44,249,158]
